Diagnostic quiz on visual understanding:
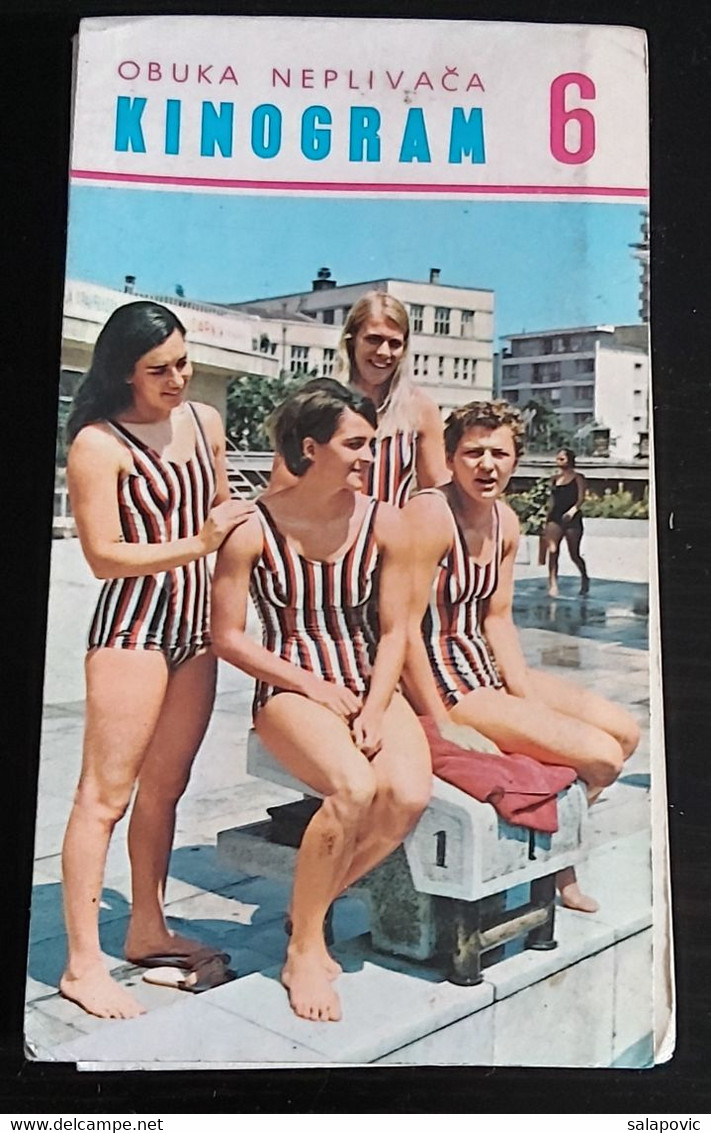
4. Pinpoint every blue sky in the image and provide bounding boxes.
[66,186,645,345]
